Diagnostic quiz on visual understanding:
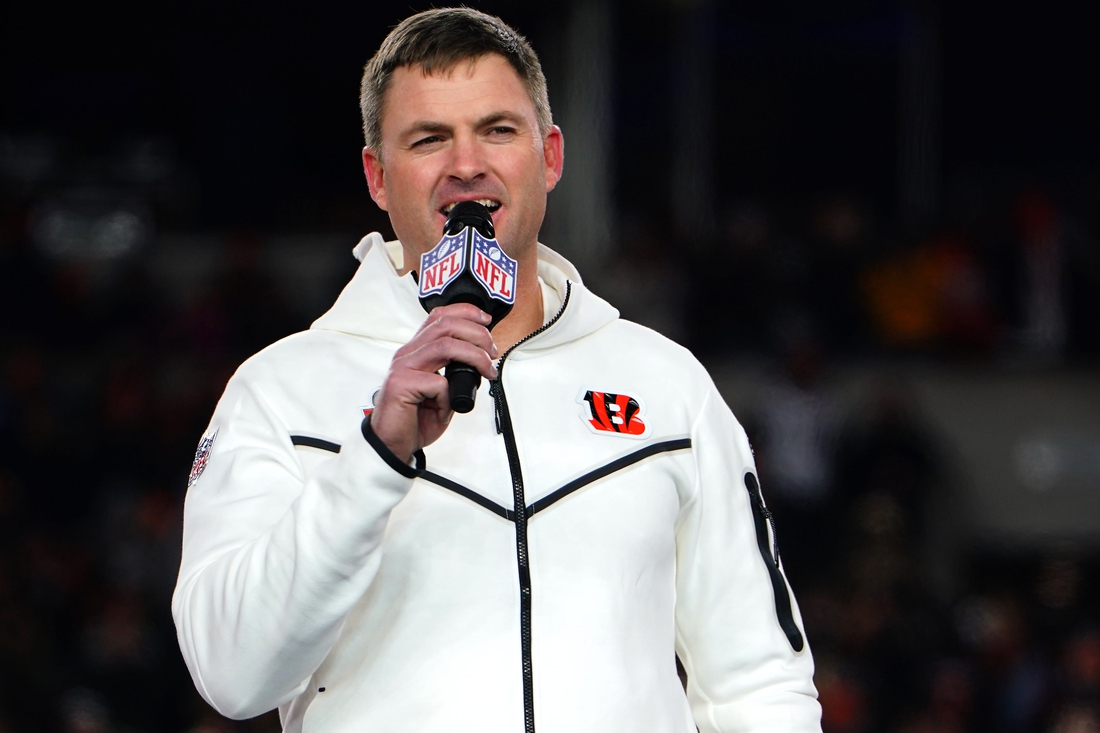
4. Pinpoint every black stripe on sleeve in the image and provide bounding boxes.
[290,435,342,454]
[527,438,692,516]
[744,471,805,652]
